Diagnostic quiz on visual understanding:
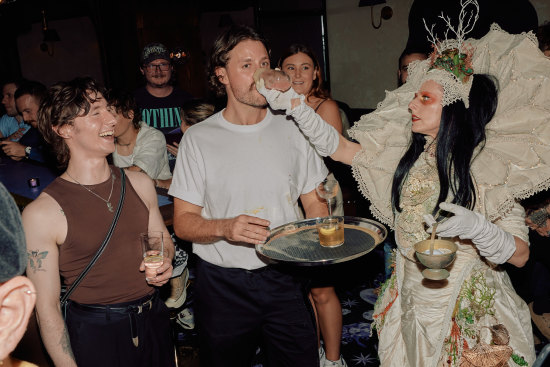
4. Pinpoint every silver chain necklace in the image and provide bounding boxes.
[66,168,116,212]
